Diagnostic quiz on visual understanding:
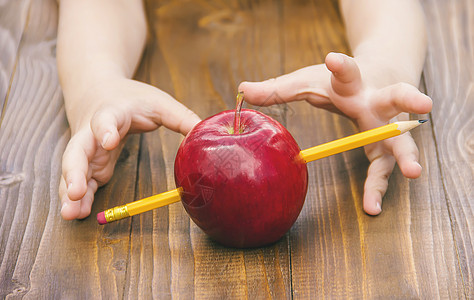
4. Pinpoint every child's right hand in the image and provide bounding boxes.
[59,78,201,220]
[239,53,432,215]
